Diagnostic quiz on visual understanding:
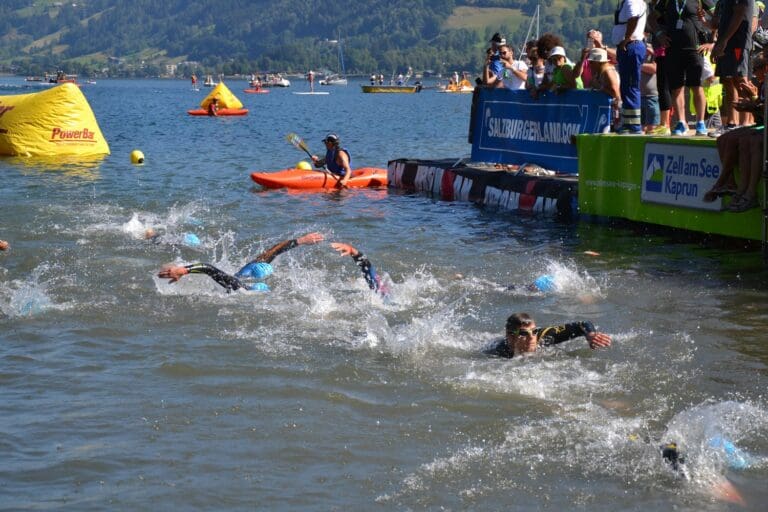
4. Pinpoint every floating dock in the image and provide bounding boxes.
[387,158,577,220]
